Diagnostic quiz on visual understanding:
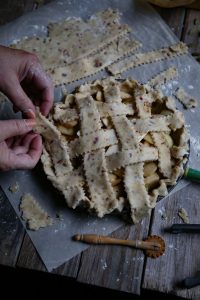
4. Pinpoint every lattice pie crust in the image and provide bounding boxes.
[35,78,189,223]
